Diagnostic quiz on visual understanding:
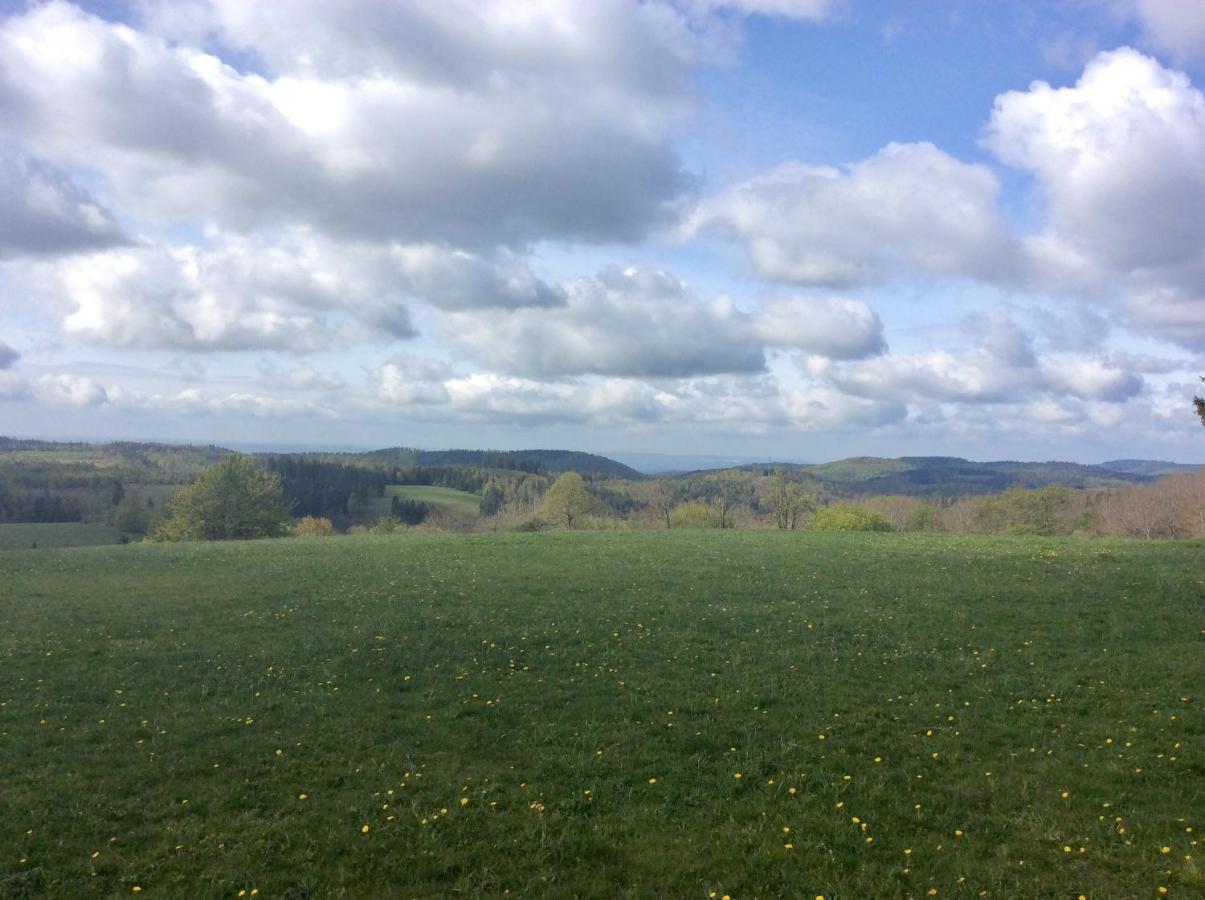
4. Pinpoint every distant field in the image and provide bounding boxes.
[1,532,1201,898]
[382,484,481,513]
[0,522,122,550]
